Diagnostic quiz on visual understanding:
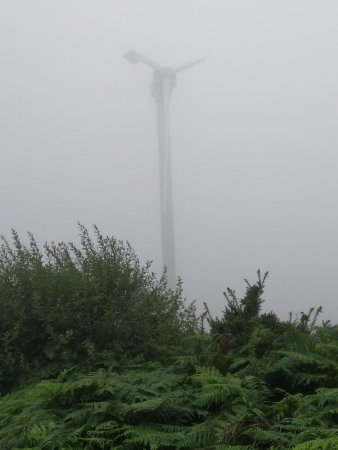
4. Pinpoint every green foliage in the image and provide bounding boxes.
[2,226,338,450]
[205,271,269,373]
[293,436,338,449]
[199,272,338,449]
[0,363,220,449]
[0,225,197,392]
